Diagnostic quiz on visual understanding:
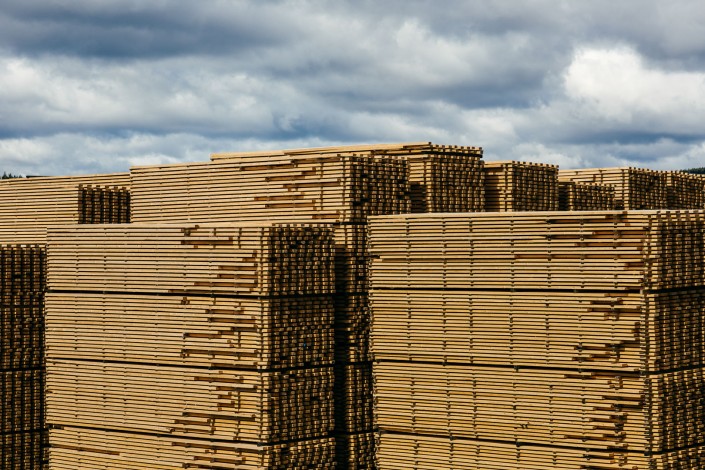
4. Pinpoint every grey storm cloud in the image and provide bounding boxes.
[1,0,705,176]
